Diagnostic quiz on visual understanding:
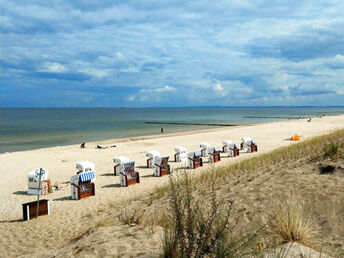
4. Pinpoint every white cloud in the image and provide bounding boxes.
[155,85,176,93]
[41,62,66,73]
[141,85,176,94]
[79,68,108,78]
[126,95,136,101]
[337,88,344,95]
[128,85,177,102]
[213,83,228,97]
